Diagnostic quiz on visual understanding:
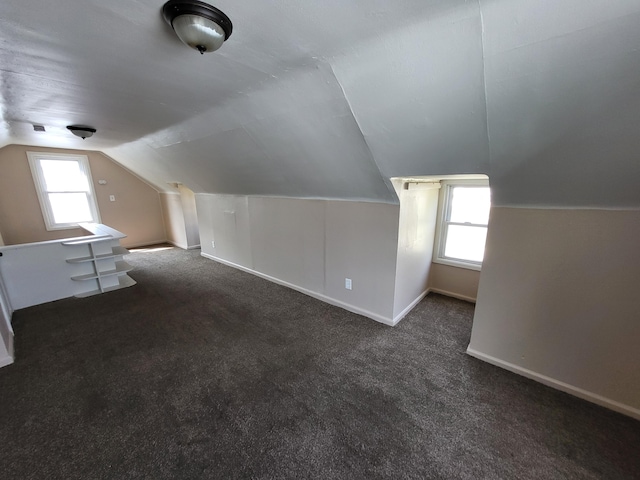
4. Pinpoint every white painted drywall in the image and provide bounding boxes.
[324,201,399,321]
[197,194,400,323]
[481,0,640,207]
[392,181,440,320]
[160,192,188,249]
[469,207,640,418]
[248,197,325,293]
[331,1,489,180]
[178,185,200,249]
[198,195,252,268]
[105,63,396,202]
[2,1,640,211]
